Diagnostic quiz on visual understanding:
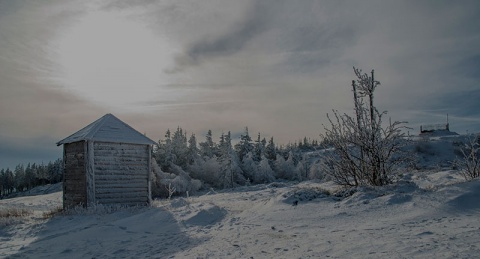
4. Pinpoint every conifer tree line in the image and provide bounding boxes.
[0,159,64,197]
[2,67,412,197]
[151,127,324,197]
[0,129,322,199]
